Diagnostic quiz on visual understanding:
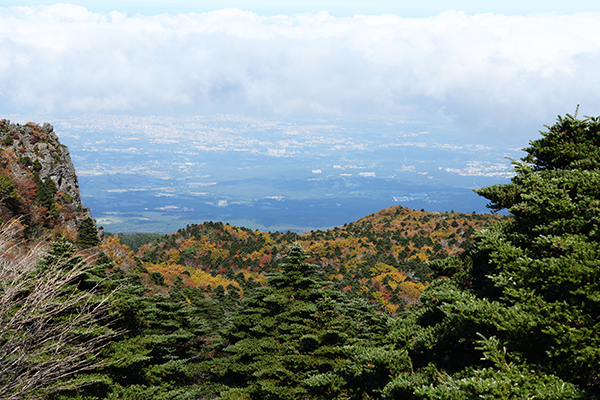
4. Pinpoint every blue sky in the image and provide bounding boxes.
[4,0,600,16]
[1,1,600,143]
